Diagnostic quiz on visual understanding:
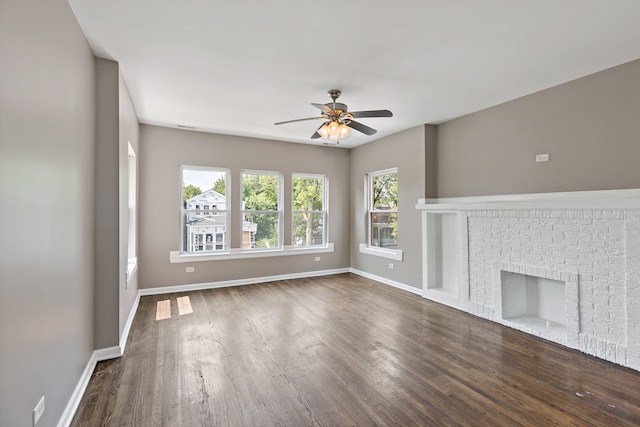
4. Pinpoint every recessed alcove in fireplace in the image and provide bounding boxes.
[494,262,580,347]
[501,271,566,338]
